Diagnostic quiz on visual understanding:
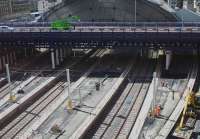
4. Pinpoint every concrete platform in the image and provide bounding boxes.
[156,78,196,139]
[129,77,157,139]
[0,75,38,108]
[138,77,195,139]
[0,75,57,125]
[21,58,133,139]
